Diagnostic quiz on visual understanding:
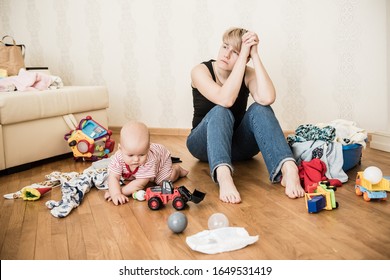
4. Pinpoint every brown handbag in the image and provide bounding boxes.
[0,35,26,76]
